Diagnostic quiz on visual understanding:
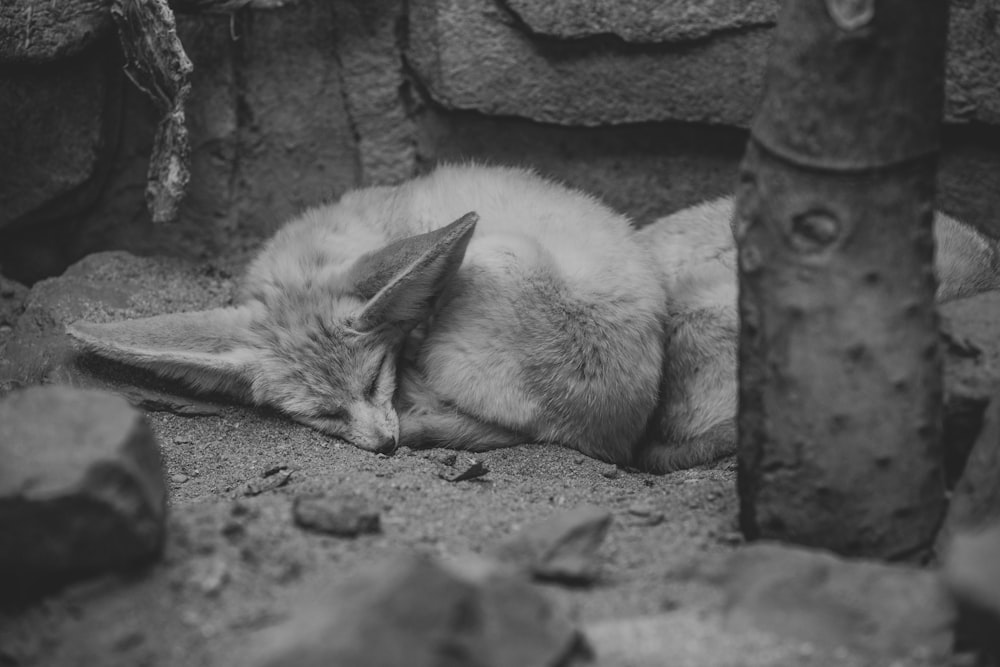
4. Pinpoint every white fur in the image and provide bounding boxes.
[66,165,1000,472]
